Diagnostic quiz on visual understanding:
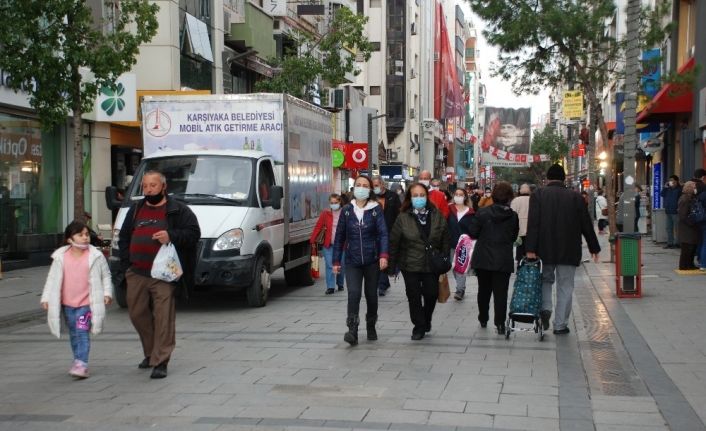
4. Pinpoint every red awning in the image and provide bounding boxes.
[636,57,694,123]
